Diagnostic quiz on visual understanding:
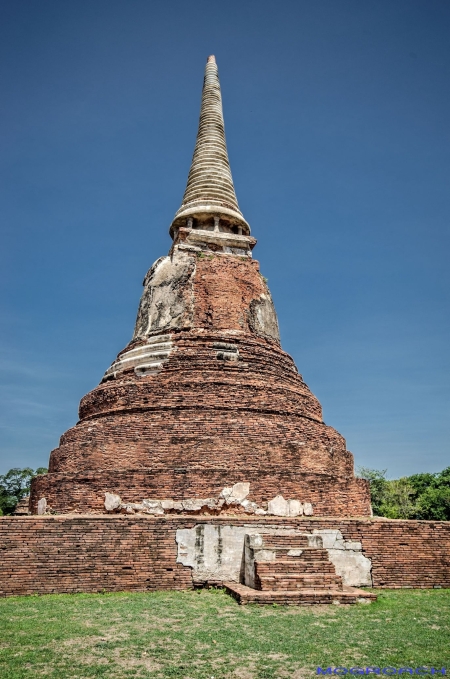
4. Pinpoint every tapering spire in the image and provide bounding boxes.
[170,56,250,238]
